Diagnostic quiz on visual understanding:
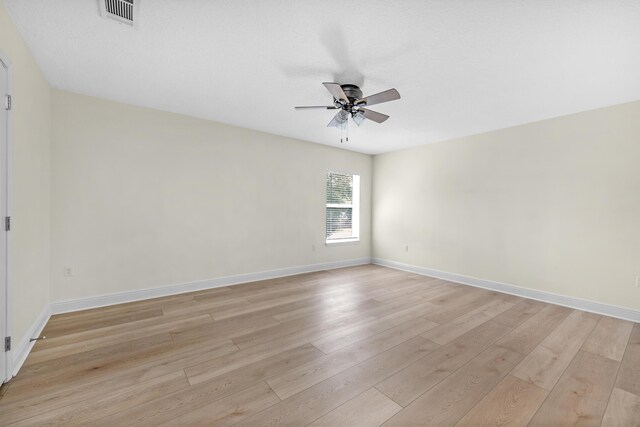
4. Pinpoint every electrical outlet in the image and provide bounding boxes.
[311,244,316,252]
[64,266,73,277]
[636,276,639,288]
[404,244,409,252]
